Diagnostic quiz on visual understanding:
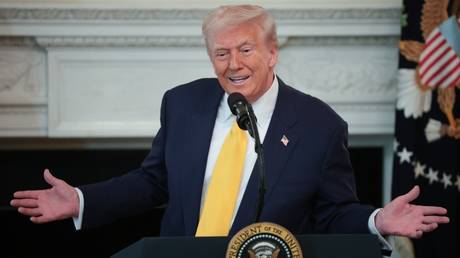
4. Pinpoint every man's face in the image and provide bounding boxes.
[207,22,278,103]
